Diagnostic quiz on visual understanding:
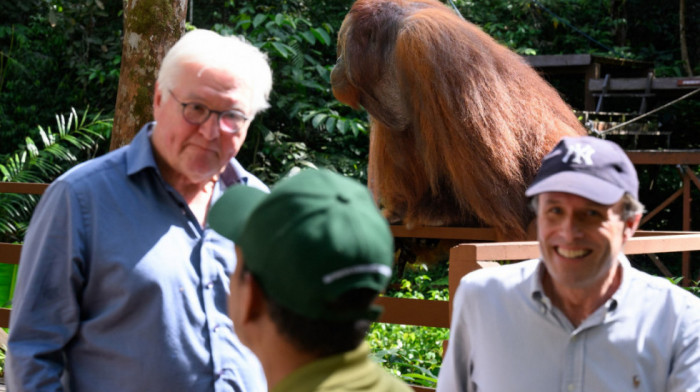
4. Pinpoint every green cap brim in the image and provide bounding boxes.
[209,185,268,242]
